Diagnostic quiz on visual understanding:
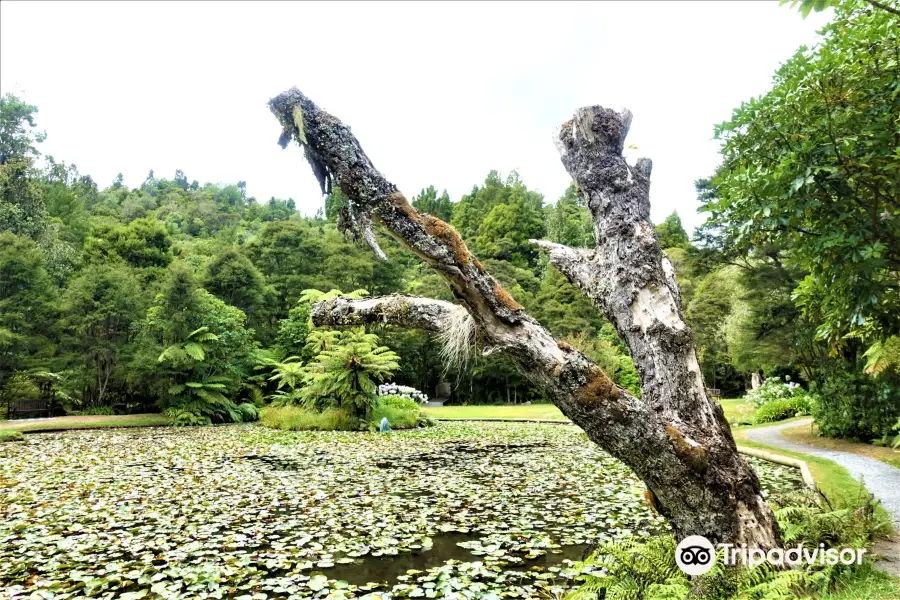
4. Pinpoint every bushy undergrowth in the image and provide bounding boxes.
[373,395,434,428]
[0,430,25,443]
[752,397,811,425]
[811,363,900,441]
[260,396,432,432]
[259,406,360,431]
[70,406,116,416]
[377,384,429,404]
[567,488,888,600]
[747,377,813,424]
